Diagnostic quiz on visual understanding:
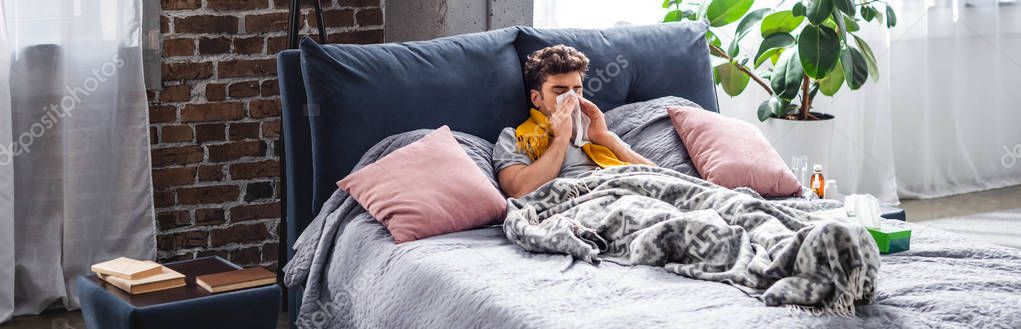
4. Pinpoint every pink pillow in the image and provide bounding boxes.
[667,106,801,197]
[337,126,507,243]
